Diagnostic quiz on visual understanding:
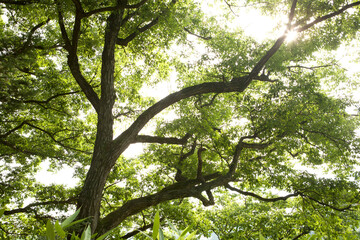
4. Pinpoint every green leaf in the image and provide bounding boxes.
[259,232,266,240]
[80,225,91,240]
[152,211,160,240]
[159,228,165,240]
[184,231,197,240]
[64,218,89,230]
[55,220,66,238]
[61,208,81,228]
[96,228,116,240]
[168,221,180,236]
[71,231,80,240]
[0,208,5,218]
[179,225,192,238]
[140,231,153,239]
[46,220,55,240]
